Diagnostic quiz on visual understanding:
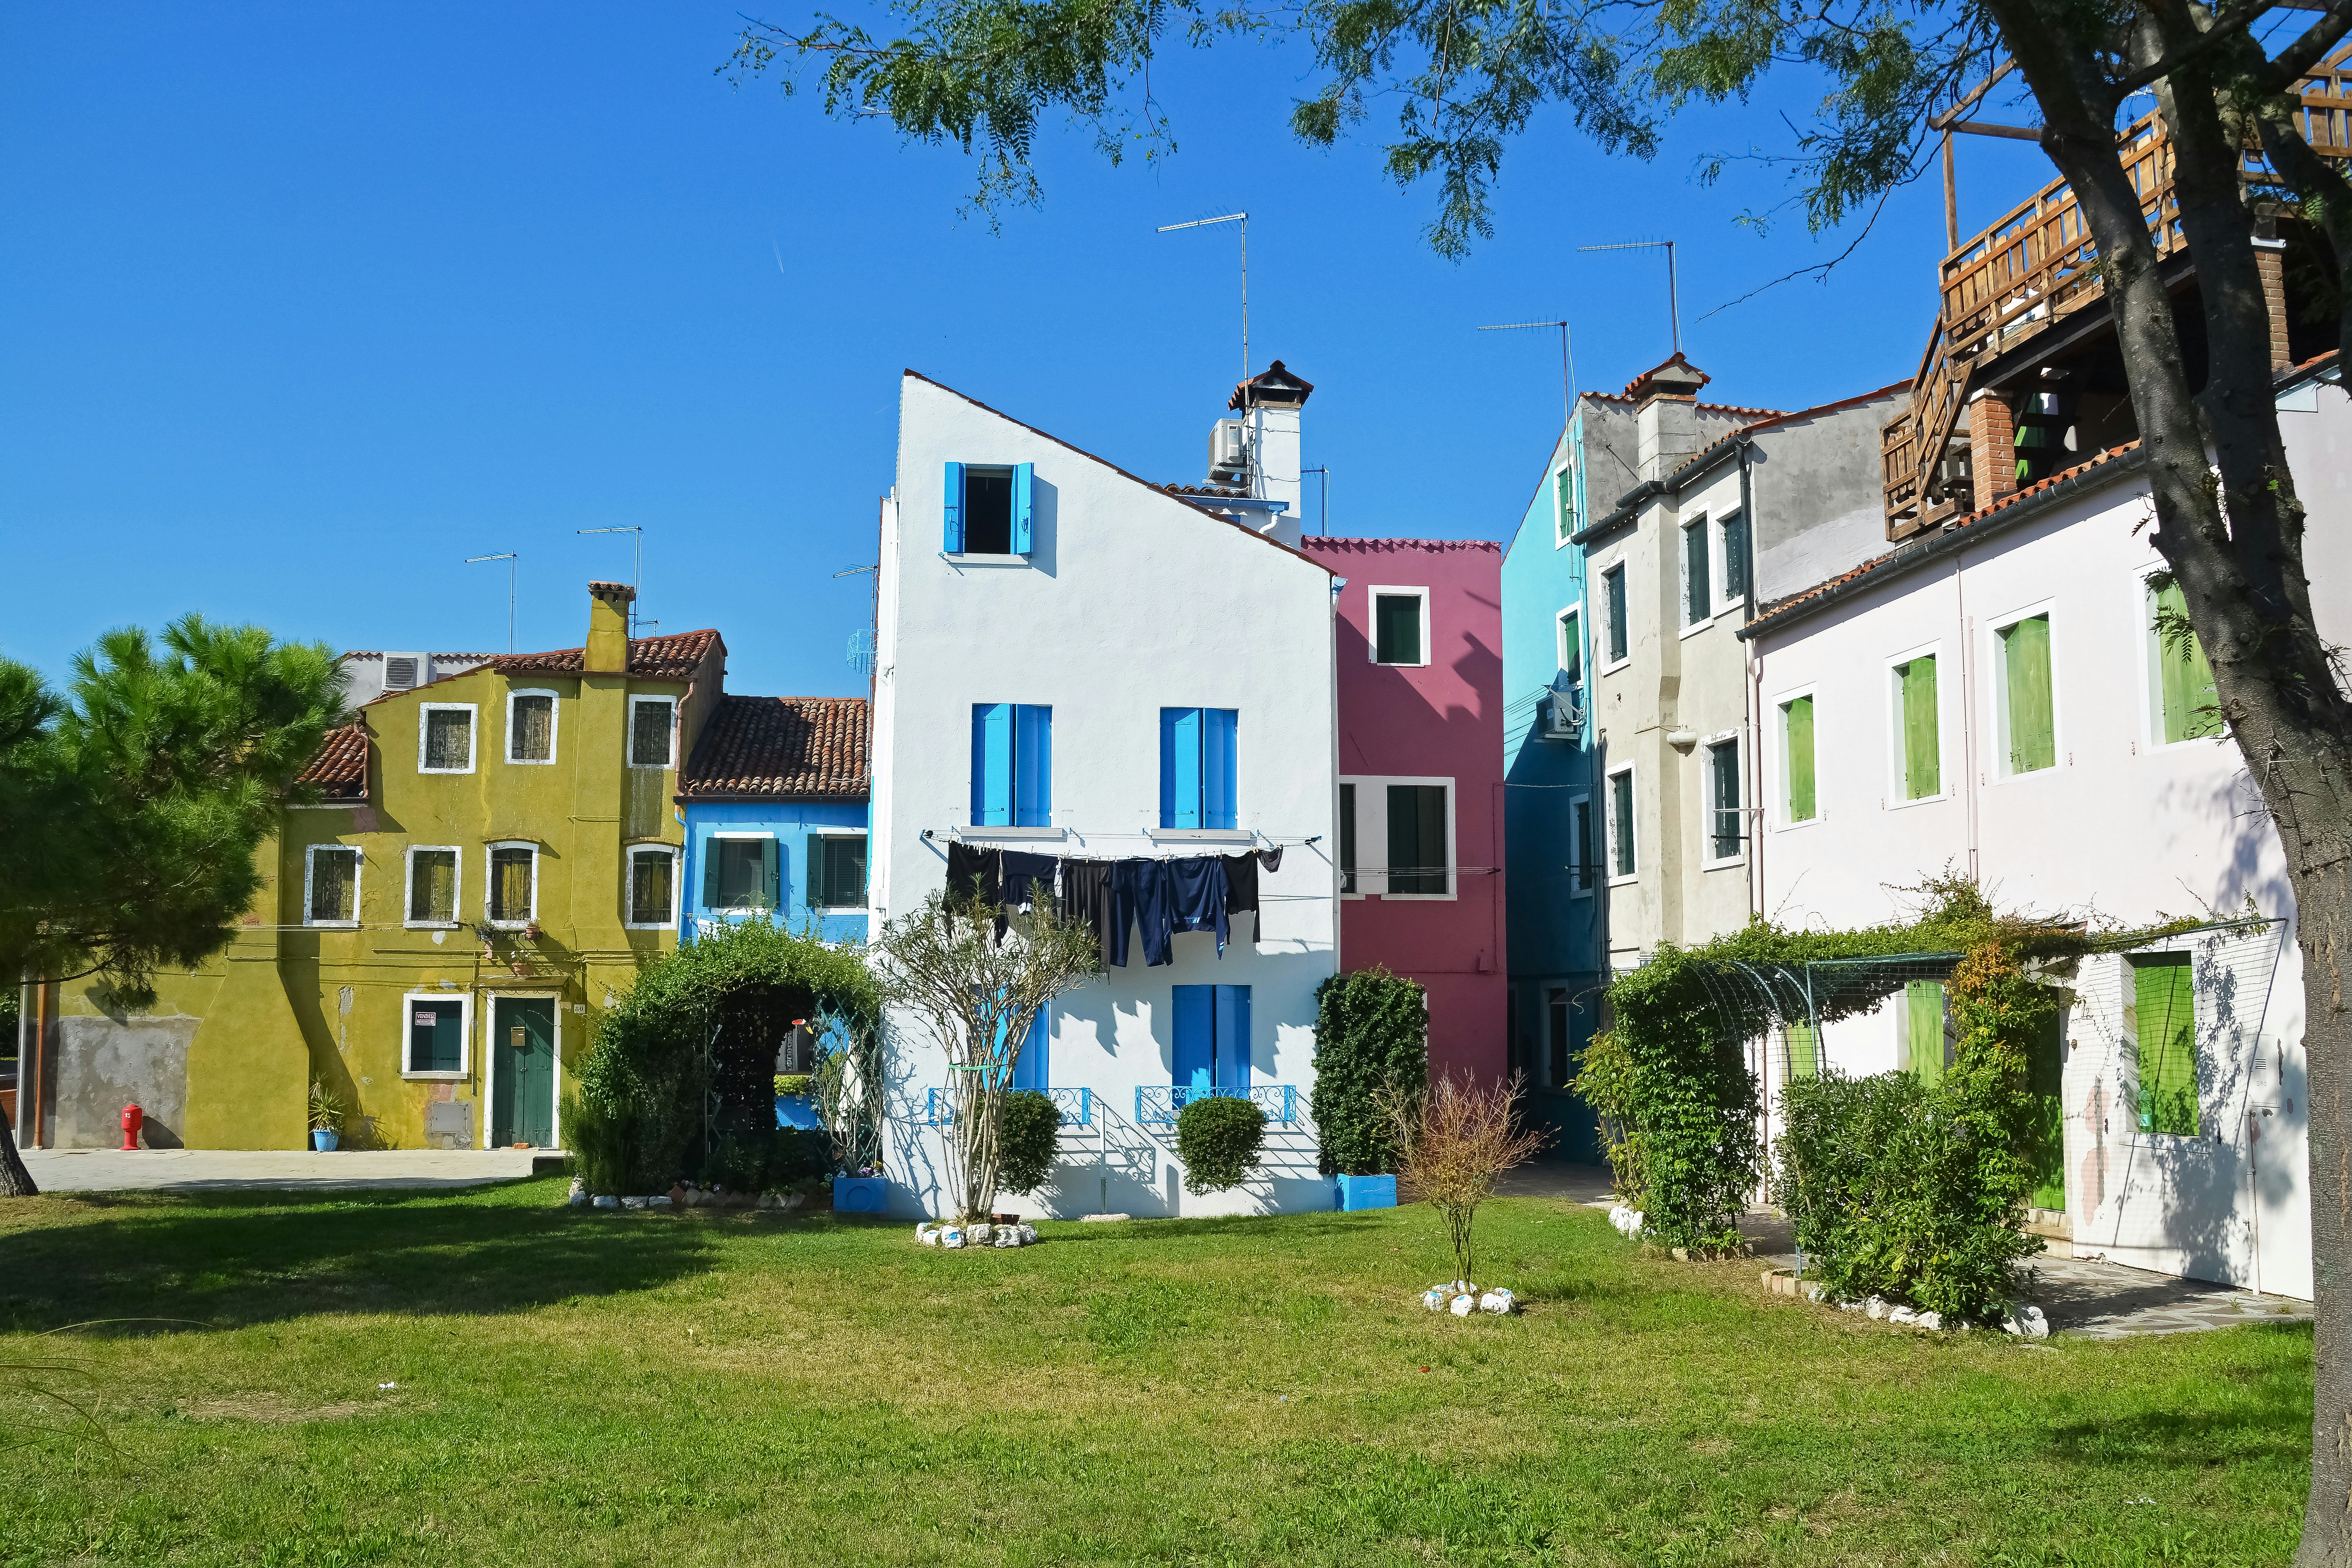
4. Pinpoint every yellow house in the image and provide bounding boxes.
[25,582,724,1151]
